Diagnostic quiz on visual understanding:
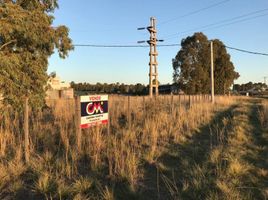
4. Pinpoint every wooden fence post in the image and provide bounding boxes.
[170,94,174,113]
[143,96,145,113]
[24,96,29,163]
[128,96,131,128]
[75,96,81,153]
[107,96,111,136]
[188,95,191,109]
[179,94,181,111]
